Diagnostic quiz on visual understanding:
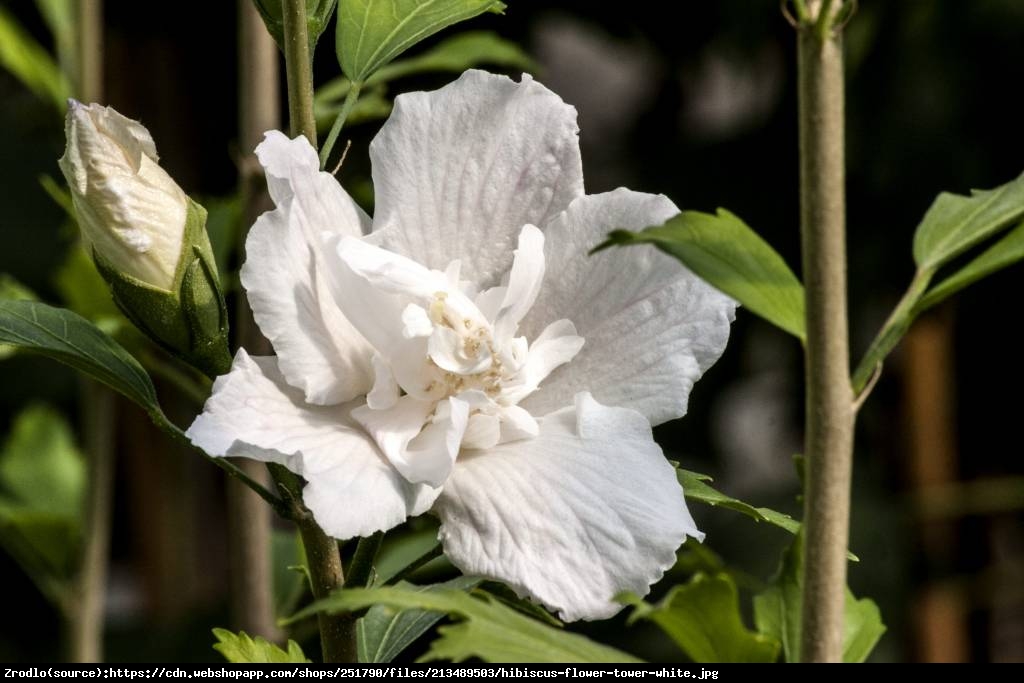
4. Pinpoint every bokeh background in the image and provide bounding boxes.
[1,0,1022,662]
